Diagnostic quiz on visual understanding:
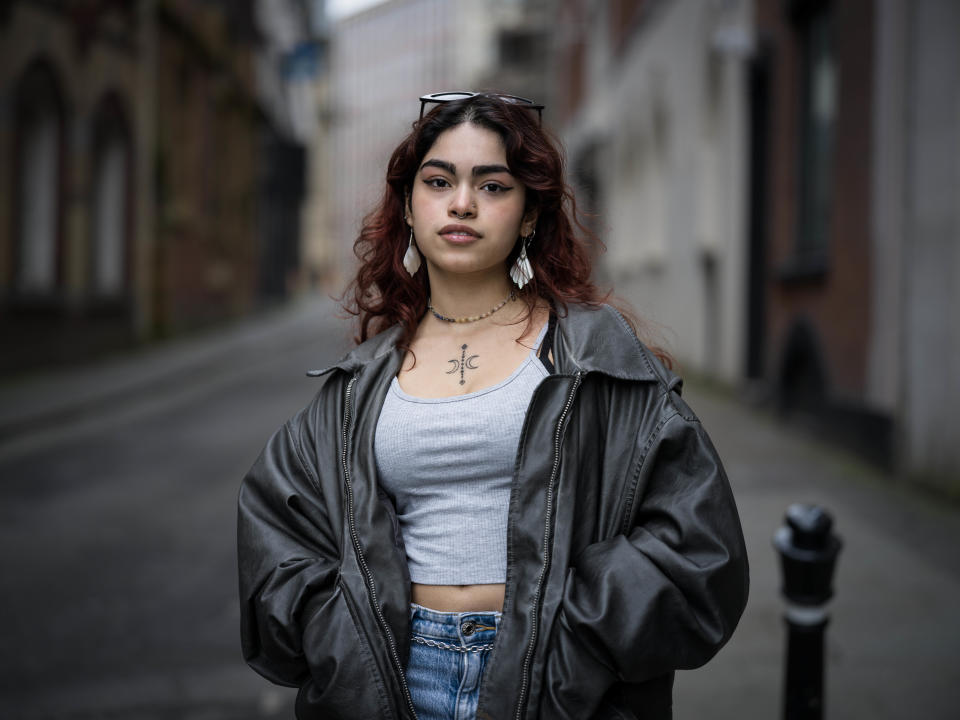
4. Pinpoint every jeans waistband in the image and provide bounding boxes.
[409,603,501,648]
